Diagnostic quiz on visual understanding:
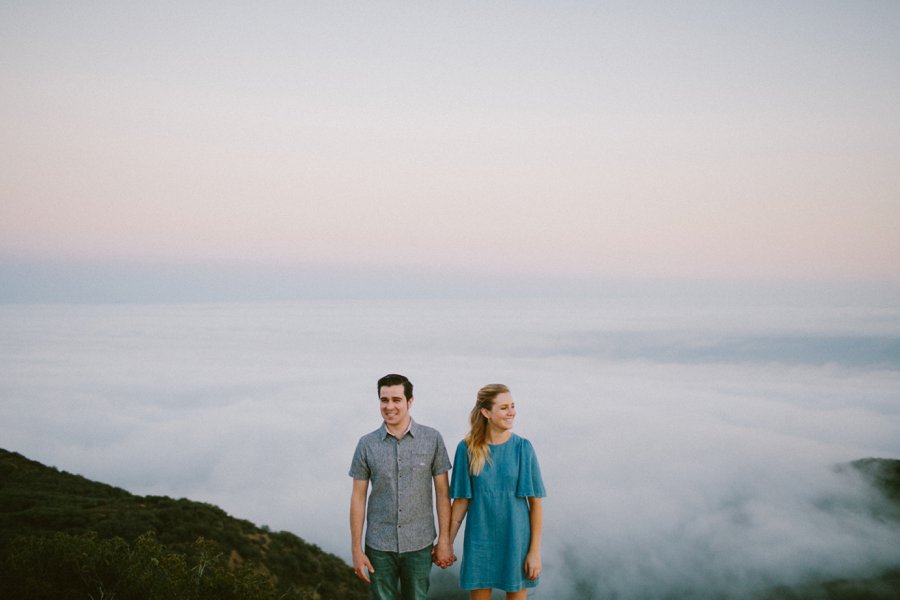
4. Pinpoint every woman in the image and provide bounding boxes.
[449,384,546,599]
